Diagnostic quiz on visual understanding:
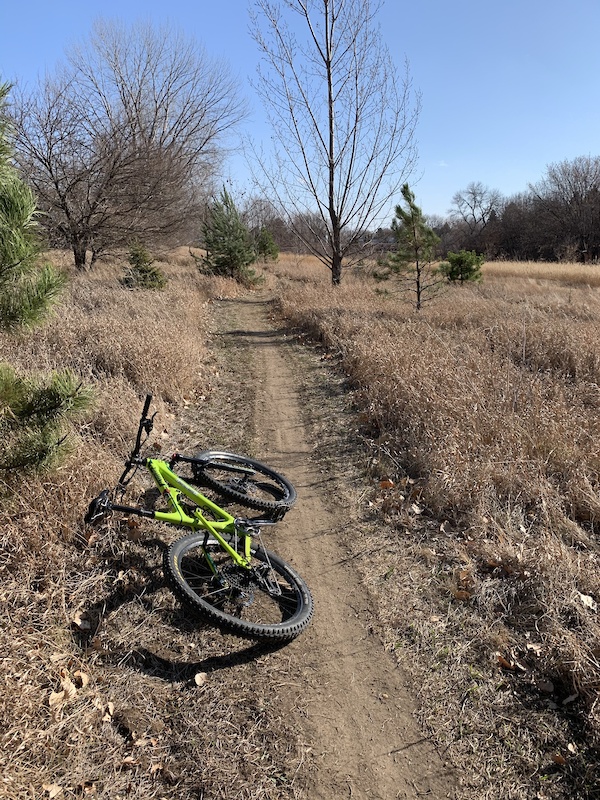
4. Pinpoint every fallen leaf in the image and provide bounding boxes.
[577,591,597,612]
[496,652,514,670]
[72,611,91,631]
[49,690,66,708]
[453,589,472,601]
[102,701,115,722]
[134,737,157,748]
[194,672,208,687]
[552,752,567,765]
[73,670,90,689]
[60,670,77,700]
[42,784,63,799]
